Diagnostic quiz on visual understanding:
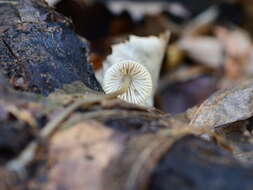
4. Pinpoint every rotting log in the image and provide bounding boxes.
[0,0,102,95]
